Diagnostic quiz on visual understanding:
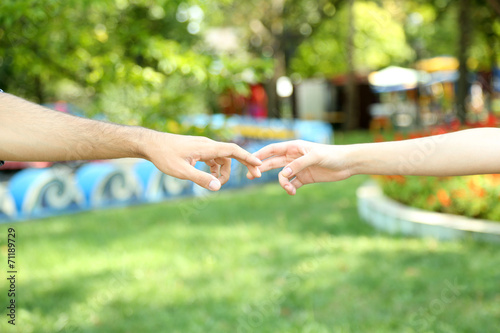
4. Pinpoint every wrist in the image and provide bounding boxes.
[342,143,366,176]
[136,129,181,163]
[128,126,160,160]
[319,143,356,177]
[344,142,396,176]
